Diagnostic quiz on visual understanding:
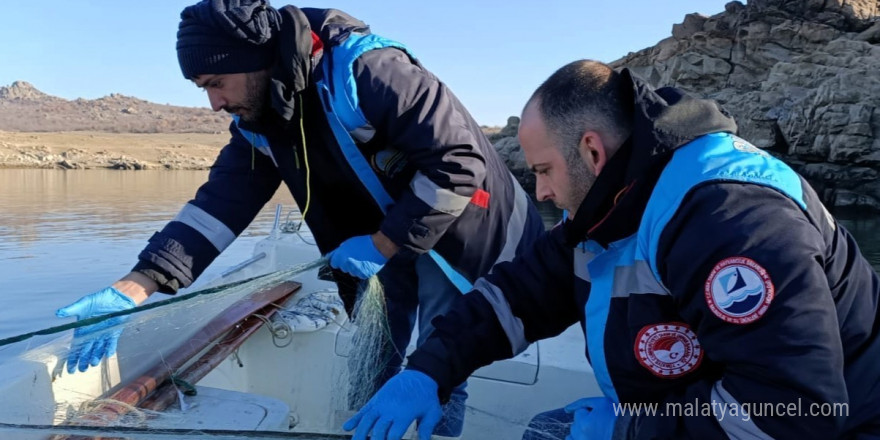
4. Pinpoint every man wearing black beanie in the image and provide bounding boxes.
[55,1,545,439]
